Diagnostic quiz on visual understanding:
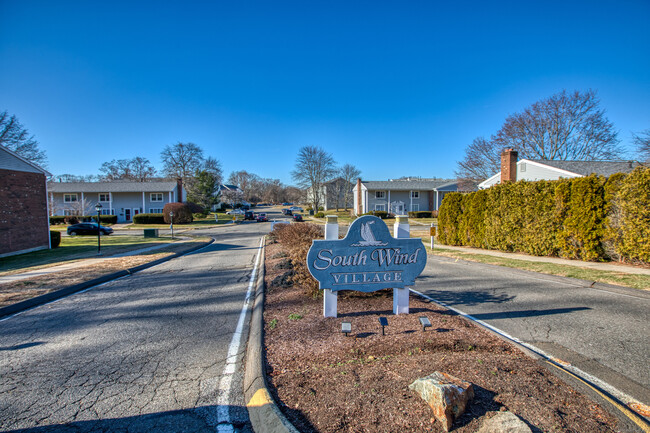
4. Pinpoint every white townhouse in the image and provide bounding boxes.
[479,149,644,189]
[352,178,459,216]
[48,179,185,223]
